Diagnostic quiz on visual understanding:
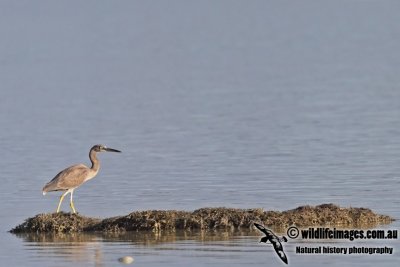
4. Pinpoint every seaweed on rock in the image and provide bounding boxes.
[10,204,394,234]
